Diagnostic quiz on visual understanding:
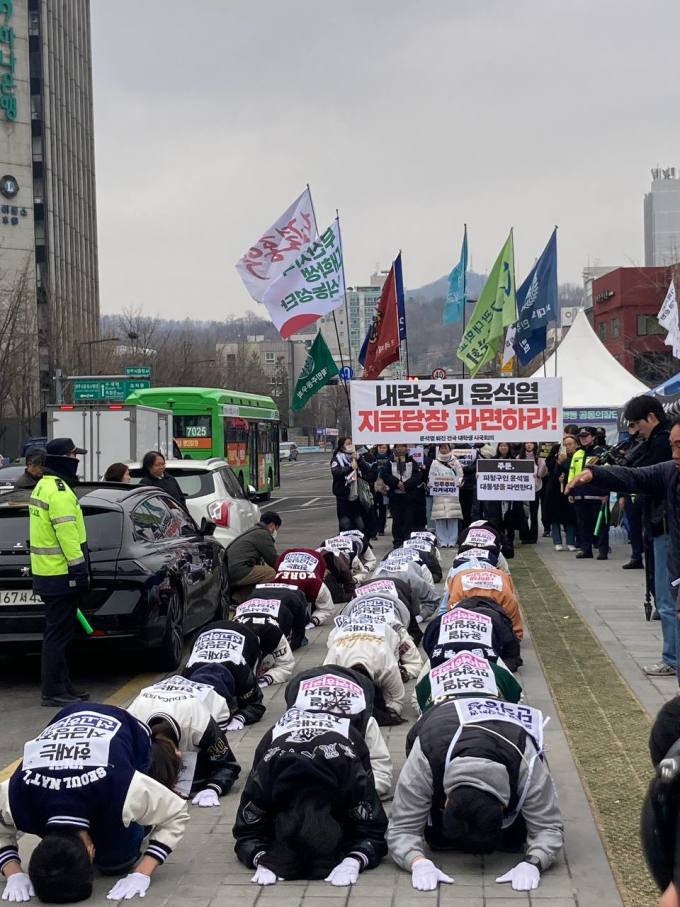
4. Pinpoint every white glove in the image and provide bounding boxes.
[324,857,361,886]
[415,614,424,624]
[496,861,541,891]
[192,788,219,807]
[226,717,245,731]
[258,675,272,687]
[106,872,151,900]
[2,873,34,902]
[411,858,454,891]
[251,865,278,886]
[305,621,315,629]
